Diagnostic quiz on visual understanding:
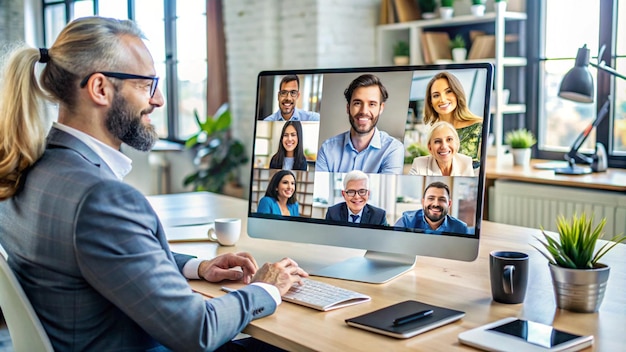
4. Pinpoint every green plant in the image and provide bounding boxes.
[532,213,626,269]
[393,41,410,57]
[418,0,437,12]
[440,0,454,7]
[472,0,486,5]
[450,34,466,49]
[404,142,430,164]
[504,128,536,149]
[183,103,249,193]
